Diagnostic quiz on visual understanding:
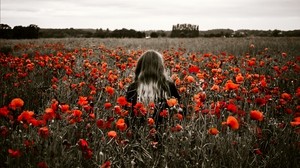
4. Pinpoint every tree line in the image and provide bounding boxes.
[1,23,300,39]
